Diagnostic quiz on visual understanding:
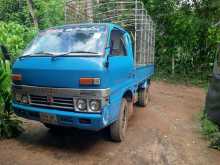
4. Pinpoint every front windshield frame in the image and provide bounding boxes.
[22,24,108,57]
